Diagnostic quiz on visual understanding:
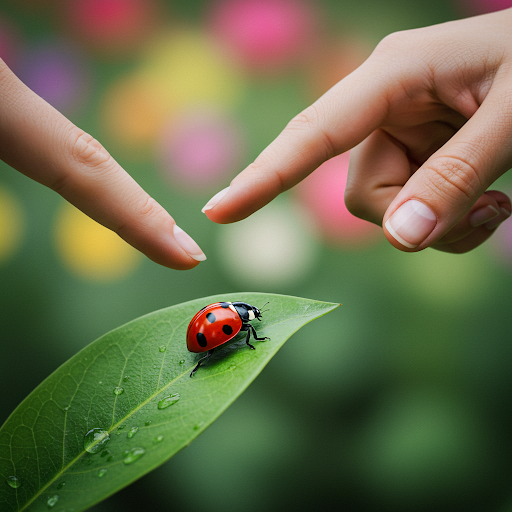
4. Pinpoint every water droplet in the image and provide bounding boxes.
[107,455,114,462]
[123,447,145,465]
[123,375,130,382]
[83,428,110,454]
[193,422,204,431]
[145,420,151,426]
[98,381,103,385]
[155,435,164,443]
[179,359,185,365]
[63,406,69,412]
[47,494,59,508]
[229,365,237,370]
[113,386,124,396]
[57,482,65,490]
[98,468,107,477]
[100,450,111,458]
[159,345,167,352]
[157,393,180,409]
[118,423,126,429]
[127,426,139,439]
[6,476,21,488]
[153,364,157,369]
